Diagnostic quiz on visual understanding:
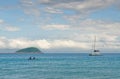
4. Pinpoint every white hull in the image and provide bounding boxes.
[89,52,101,56]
